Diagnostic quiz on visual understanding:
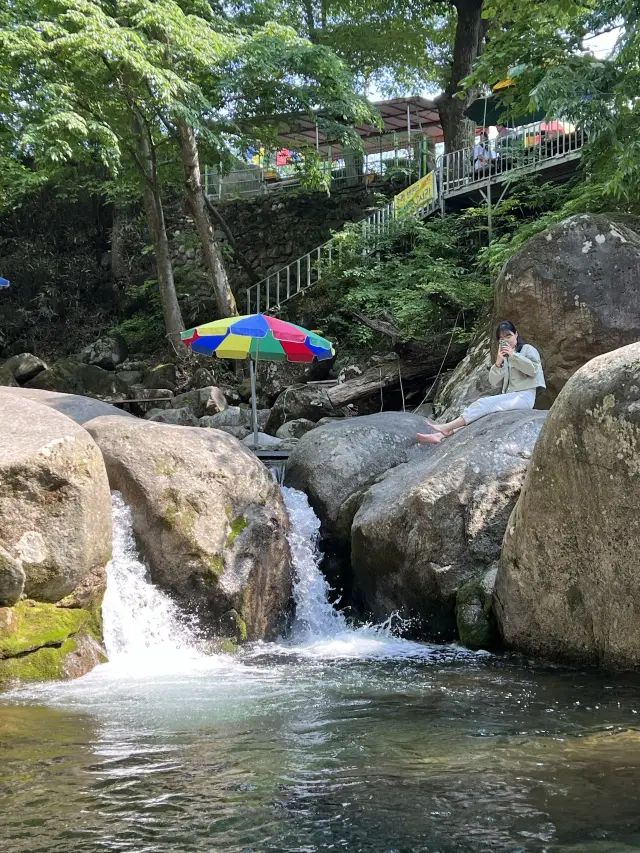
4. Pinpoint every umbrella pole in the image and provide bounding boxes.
[249,356,259,450]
